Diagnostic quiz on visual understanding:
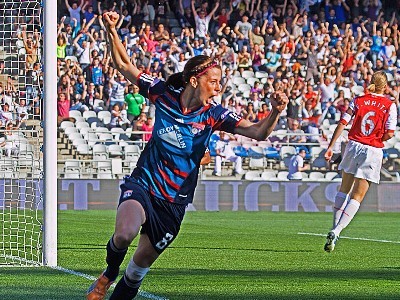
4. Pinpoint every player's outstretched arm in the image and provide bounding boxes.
[234,91,288,141]
[103,11,140,84]
[325,122,346,161]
